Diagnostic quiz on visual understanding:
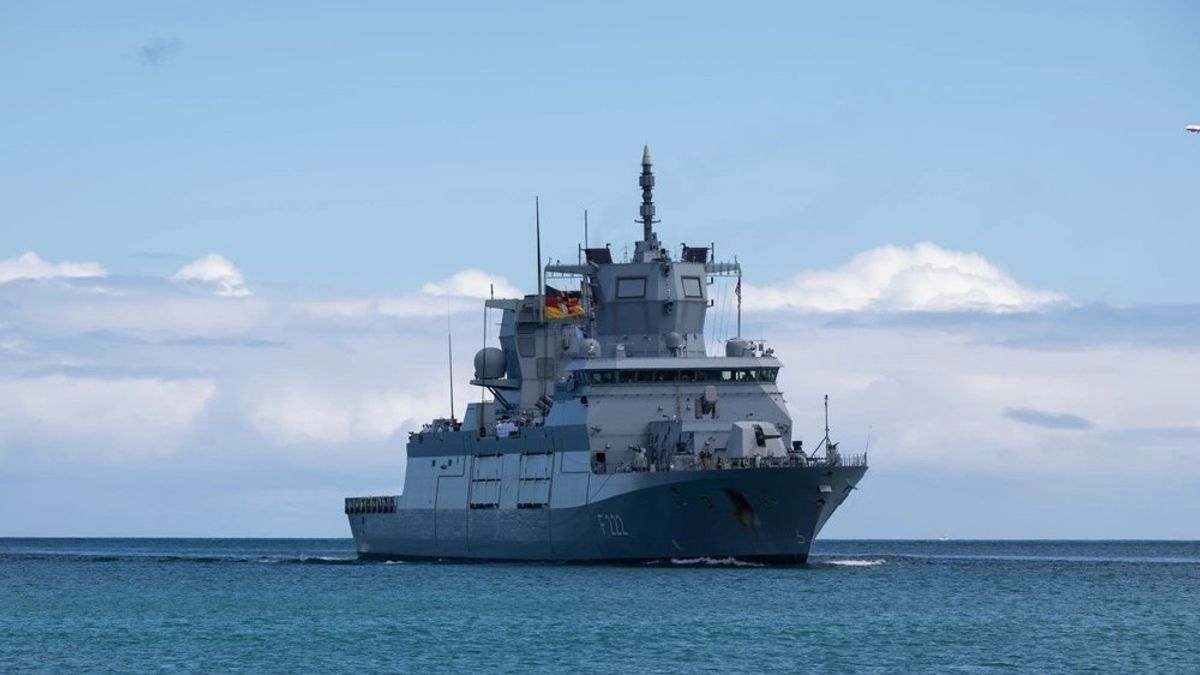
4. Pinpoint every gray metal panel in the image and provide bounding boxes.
[517,336,535,356]
[349,464,867,562]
